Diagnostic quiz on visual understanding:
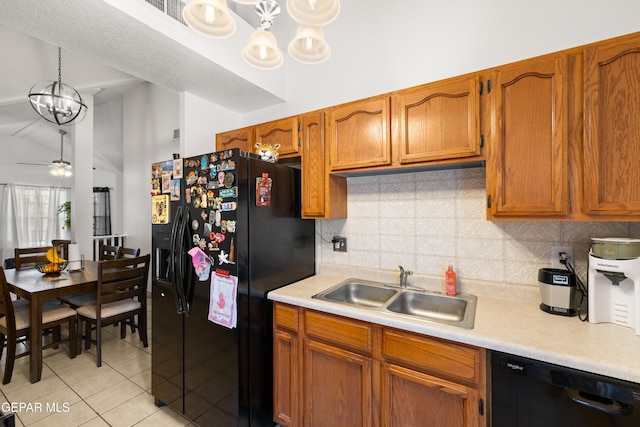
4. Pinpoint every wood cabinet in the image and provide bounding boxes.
[255,116,300,158]
[273,303,300,426]
[394,74,482,165]
[328,83,485,173]
[273,303,487,427]
[300,110,347,218]
[583,32,640,217]
[329,95,392,171]
[485,52,571,219]
[215,126,254,153]
[215,116,299,159]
